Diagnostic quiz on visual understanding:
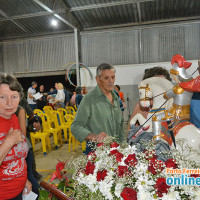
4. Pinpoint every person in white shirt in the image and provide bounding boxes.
[27,81,37,111]
[52,83,65,109]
